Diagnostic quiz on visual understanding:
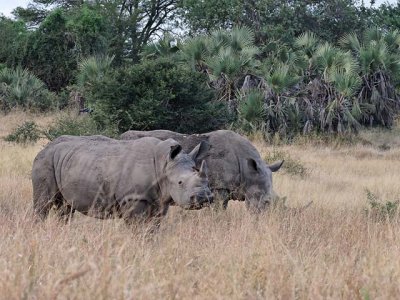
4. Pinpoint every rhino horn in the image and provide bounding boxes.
[268,160,284,172]
[189,141,210,163]
[199,160,208,178]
